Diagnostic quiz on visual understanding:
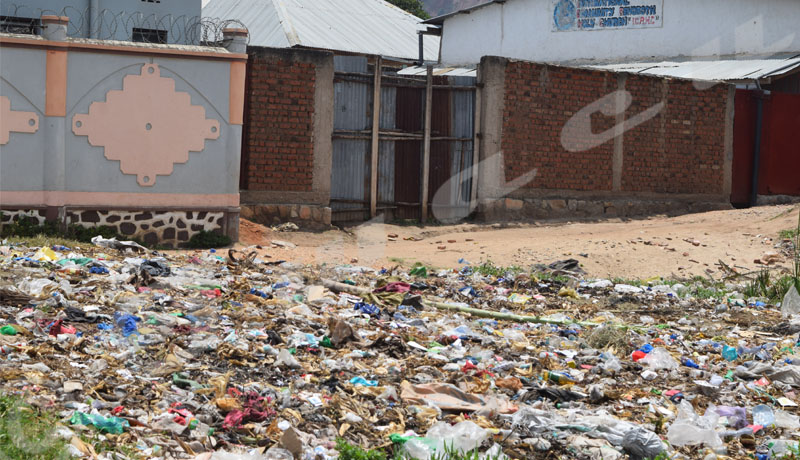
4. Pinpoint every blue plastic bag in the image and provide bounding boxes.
[114,312,141,337]
[354,302,380,317]
[349,376,378,387]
